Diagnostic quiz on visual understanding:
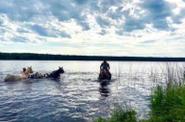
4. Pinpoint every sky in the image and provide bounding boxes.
[0,0,185,57]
